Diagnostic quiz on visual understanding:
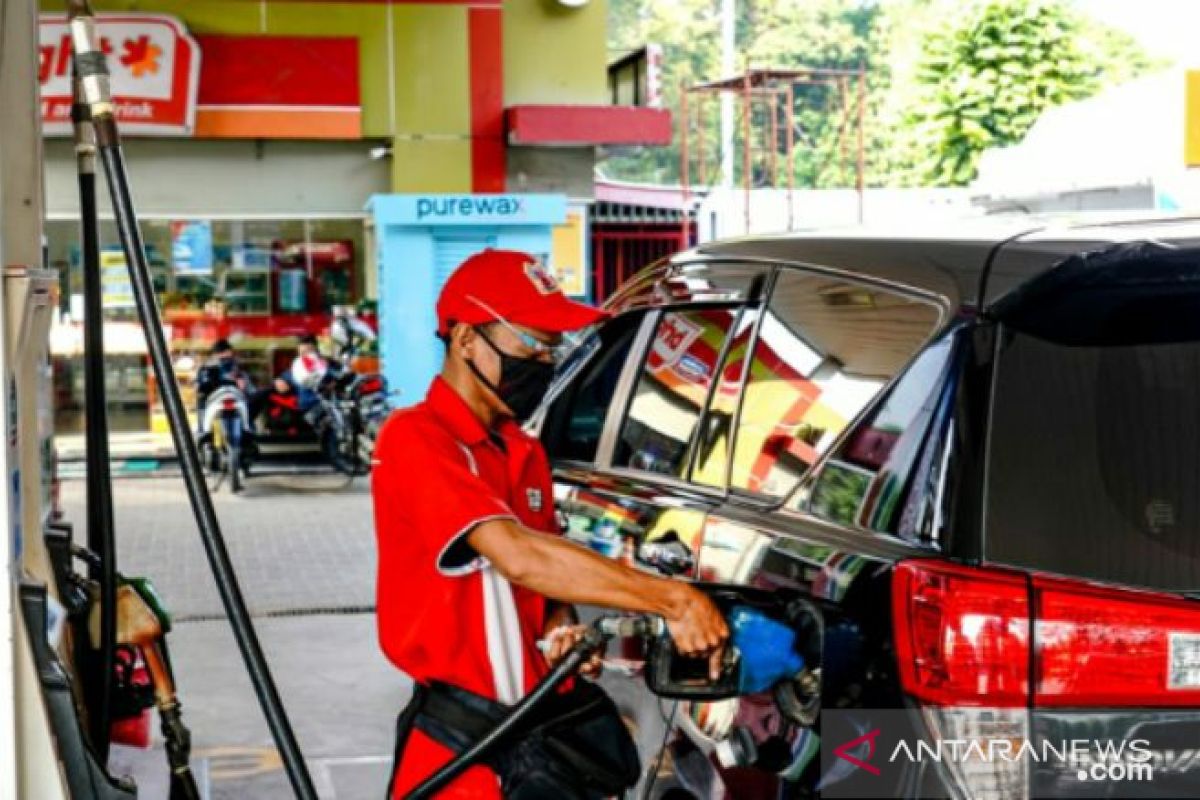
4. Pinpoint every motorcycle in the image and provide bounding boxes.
[195,366,255,493]
[259,356,384,478]
[333,370,389,470]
